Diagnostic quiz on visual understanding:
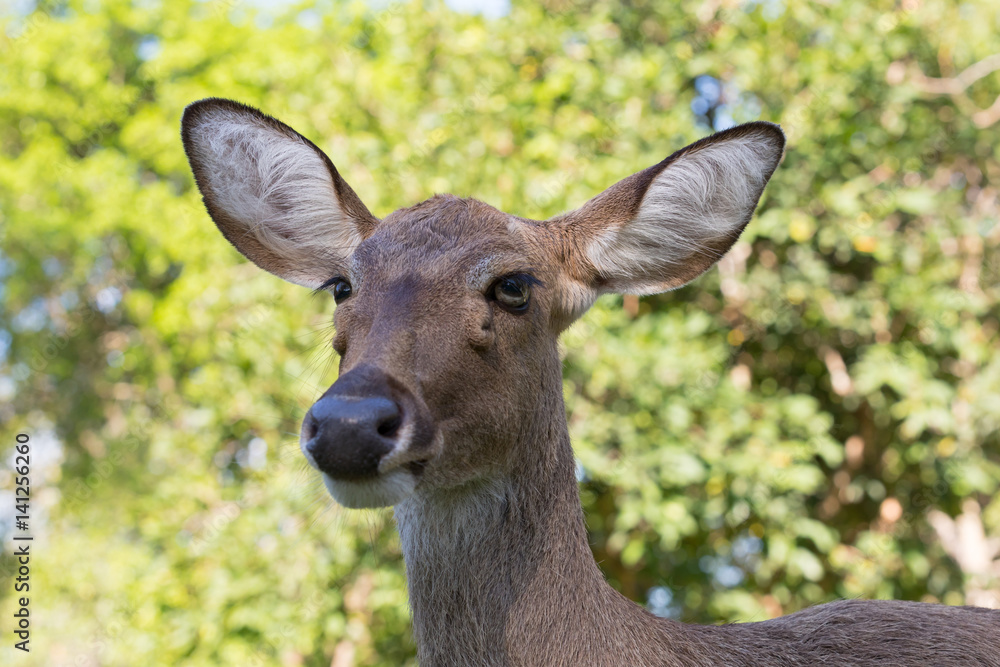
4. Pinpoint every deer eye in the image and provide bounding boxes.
[331,278,352,304]
[492,276,531,312]
[318,275,353,303]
